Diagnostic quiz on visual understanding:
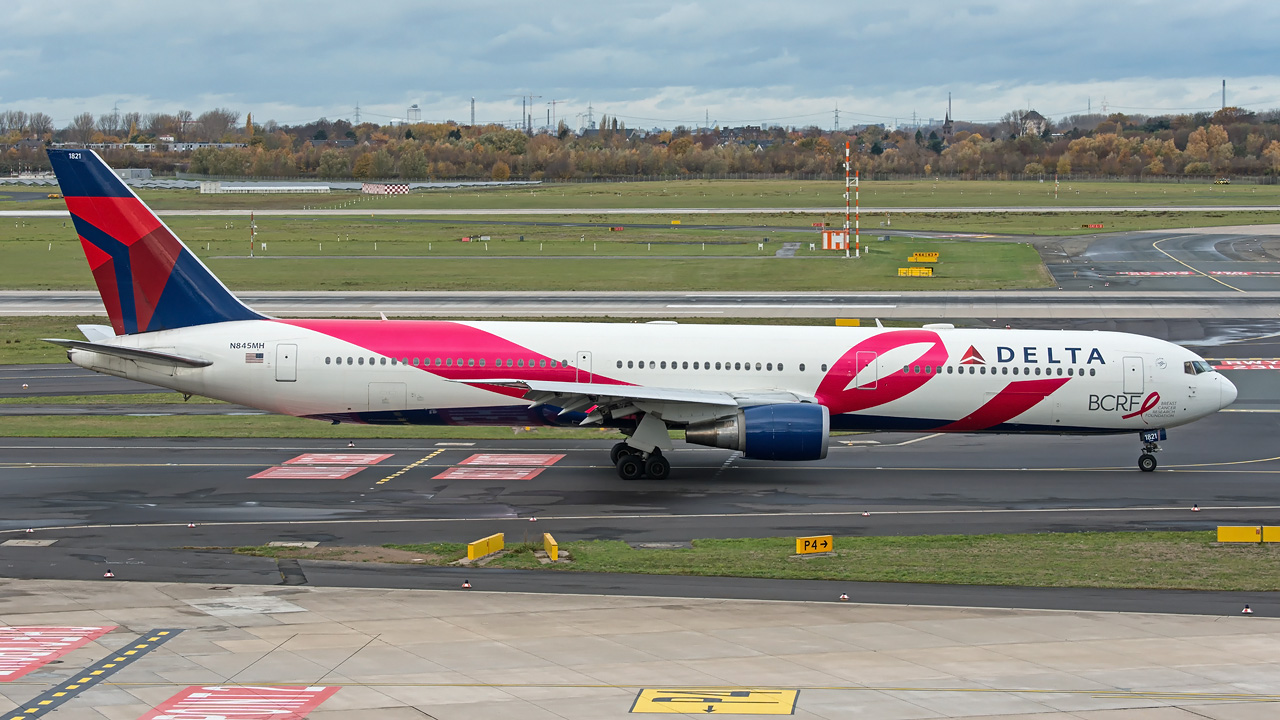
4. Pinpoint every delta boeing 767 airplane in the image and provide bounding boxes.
[44,149,1236,479]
